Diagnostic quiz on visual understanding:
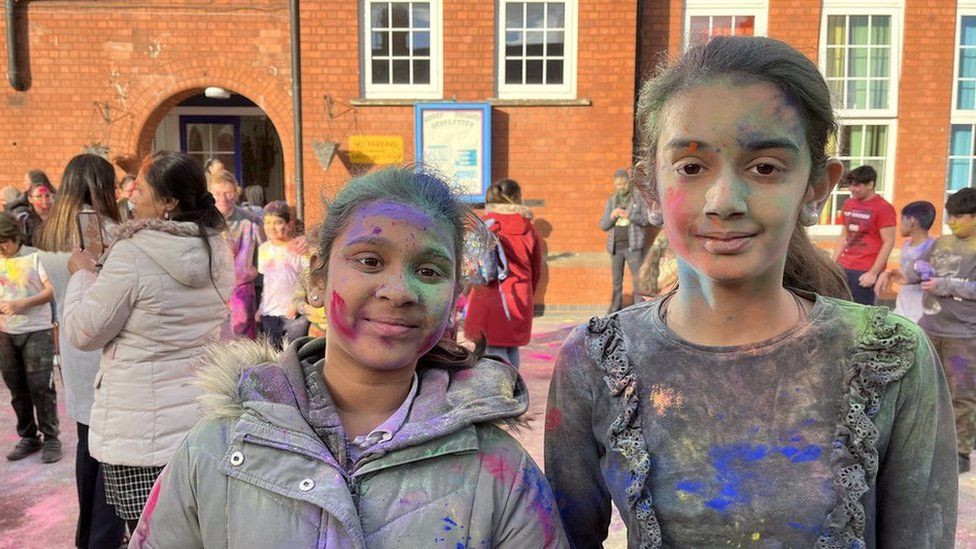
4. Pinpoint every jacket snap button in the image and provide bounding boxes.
[299,478,315,491]
[230,451,245,466]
